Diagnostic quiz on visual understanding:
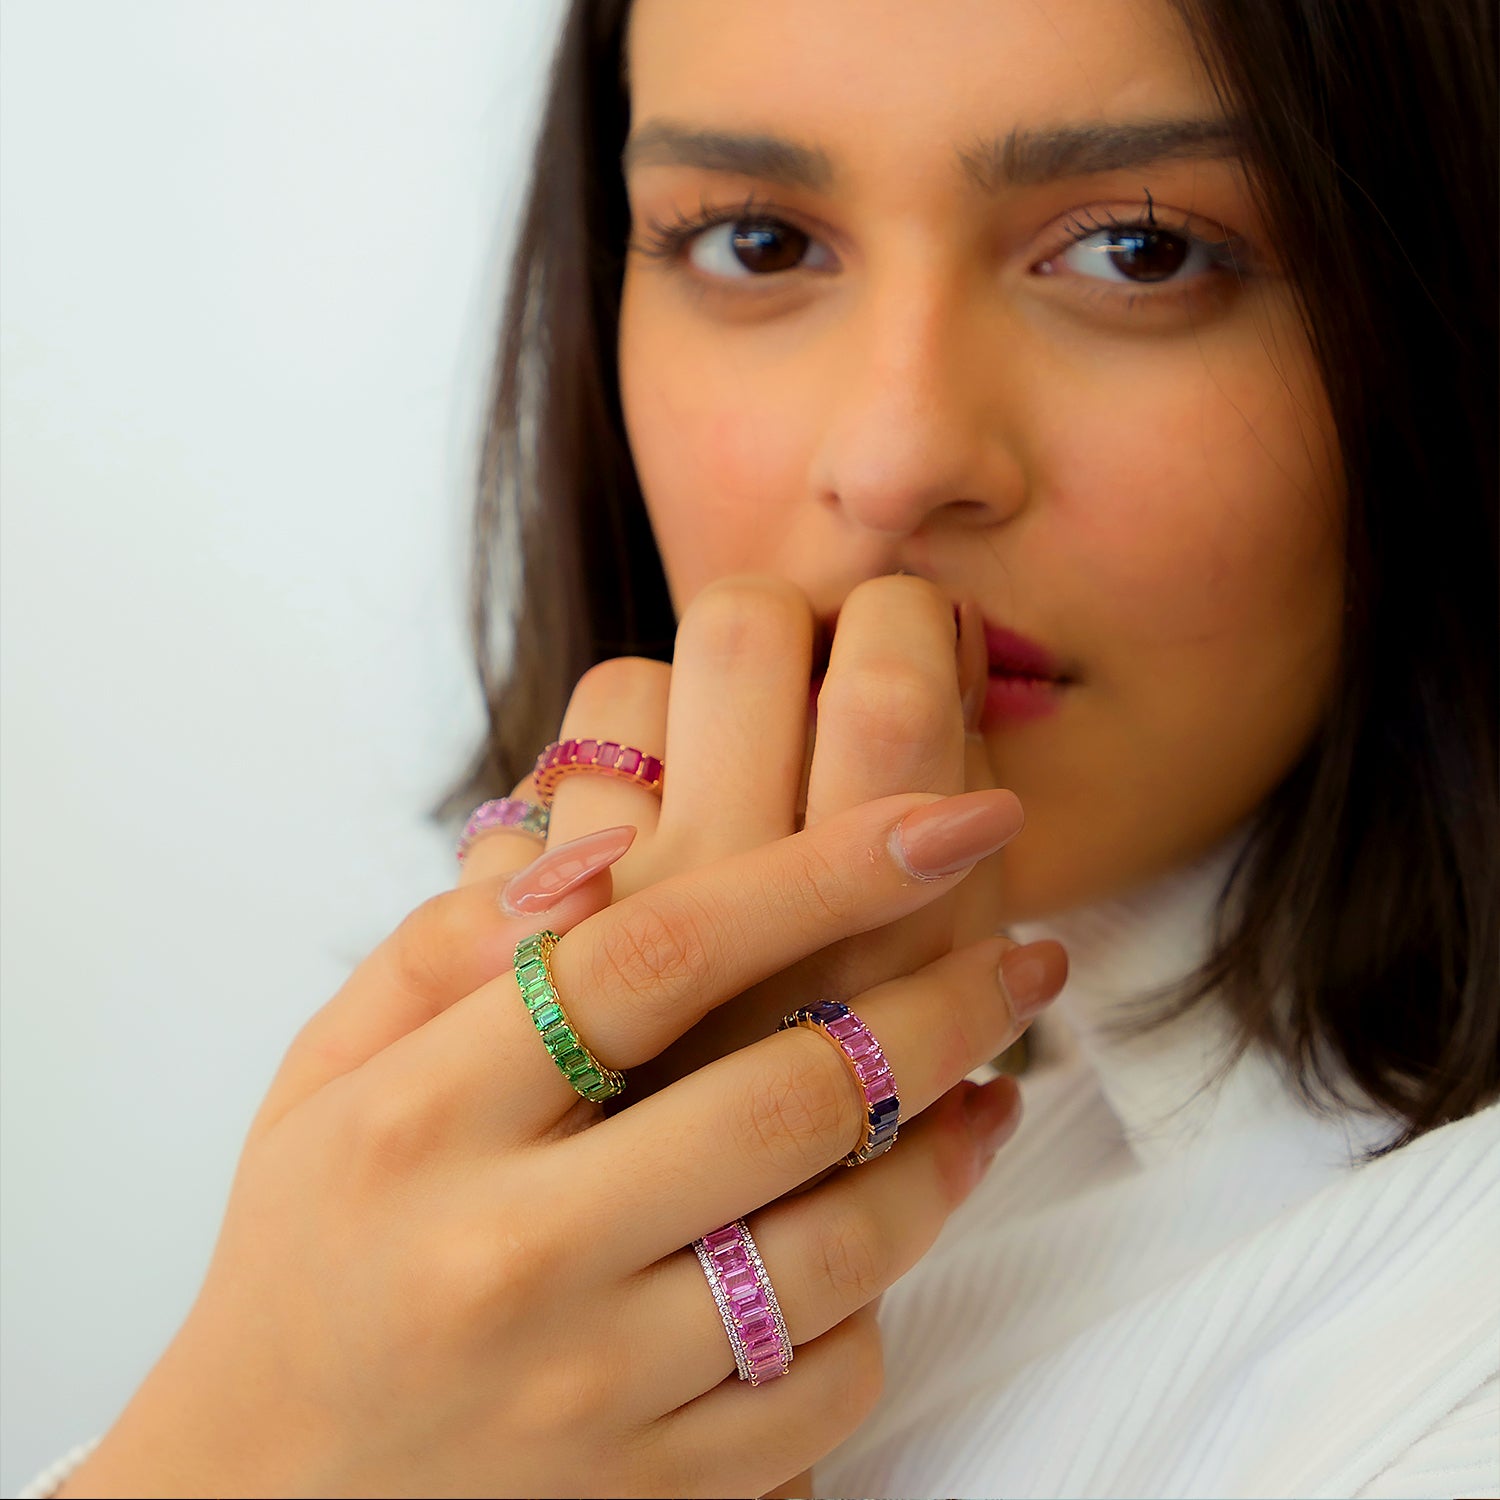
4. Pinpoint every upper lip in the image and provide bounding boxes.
[812,606,1072,682]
